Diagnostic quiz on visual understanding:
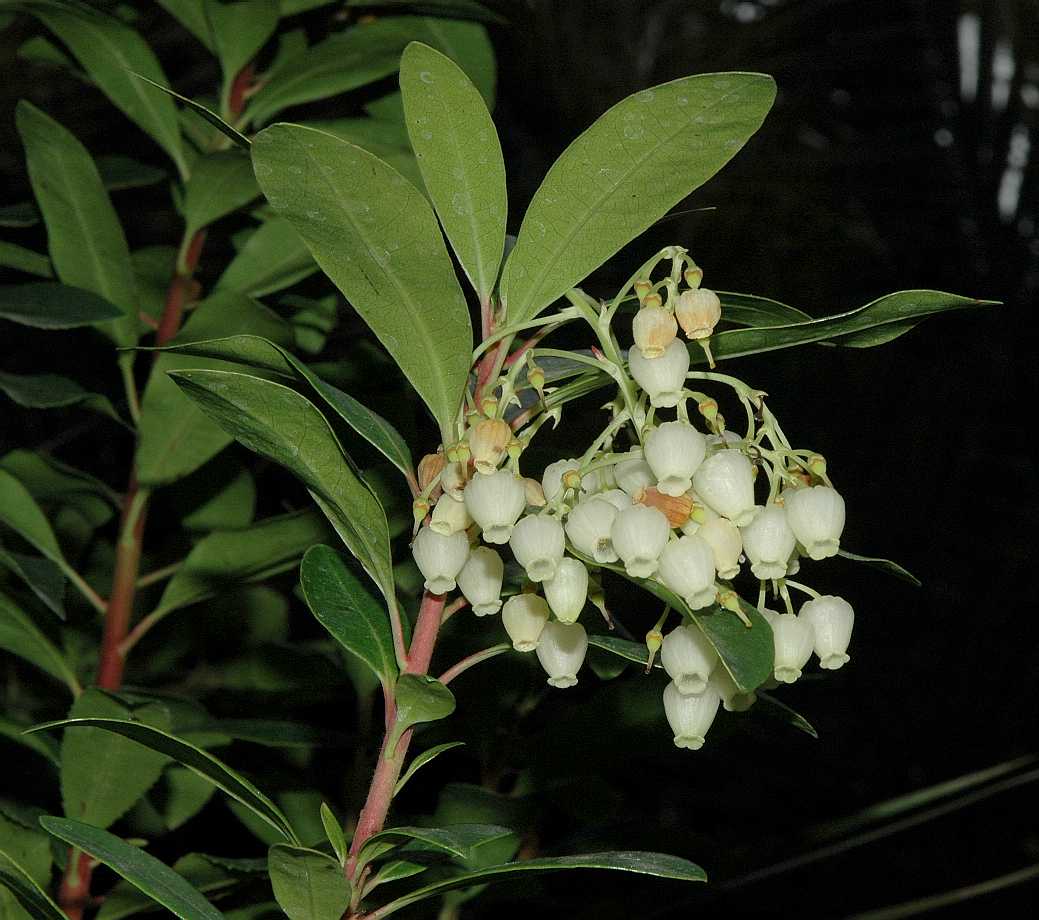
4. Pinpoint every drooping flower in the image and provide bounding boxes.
[644,421,707,497]
[611,504,670,578]
[695,516,743,579]
[674,287,722,339]
[662,680,722,750]
[510,514,566,582]
[468,418,512,474]
[565,498,620,564]
[629,338,690,409]
[411,526,469,595]
[543,557,588,623]
[541,458,581,503]
[614,456,656,496]
[799,595,855,670]
[464,470,526,544]
[770,612,814,683]
[429,493,472,536]
[692,449,756,526]
[710,665,757,712]
[632,304,678,358]
[657,535,717,610]
[660,623,719,694]
[784,485,846,560]
[502,594,550,651]
[457,546,504,617]
[536,621,588,688]
[741,504,797,579]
